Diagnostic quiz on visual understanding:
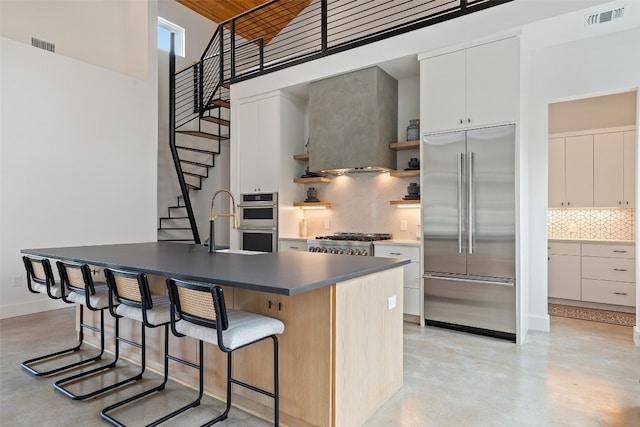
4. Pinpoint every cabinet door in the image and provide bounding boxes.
[238,97,280,194]
[623,130,636,207]
[420,49,466,133]
[593,132,624,207]
[465,37,519,128]
[548,254,581,300]
[548,138,566,208]
[565,135,593,207]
